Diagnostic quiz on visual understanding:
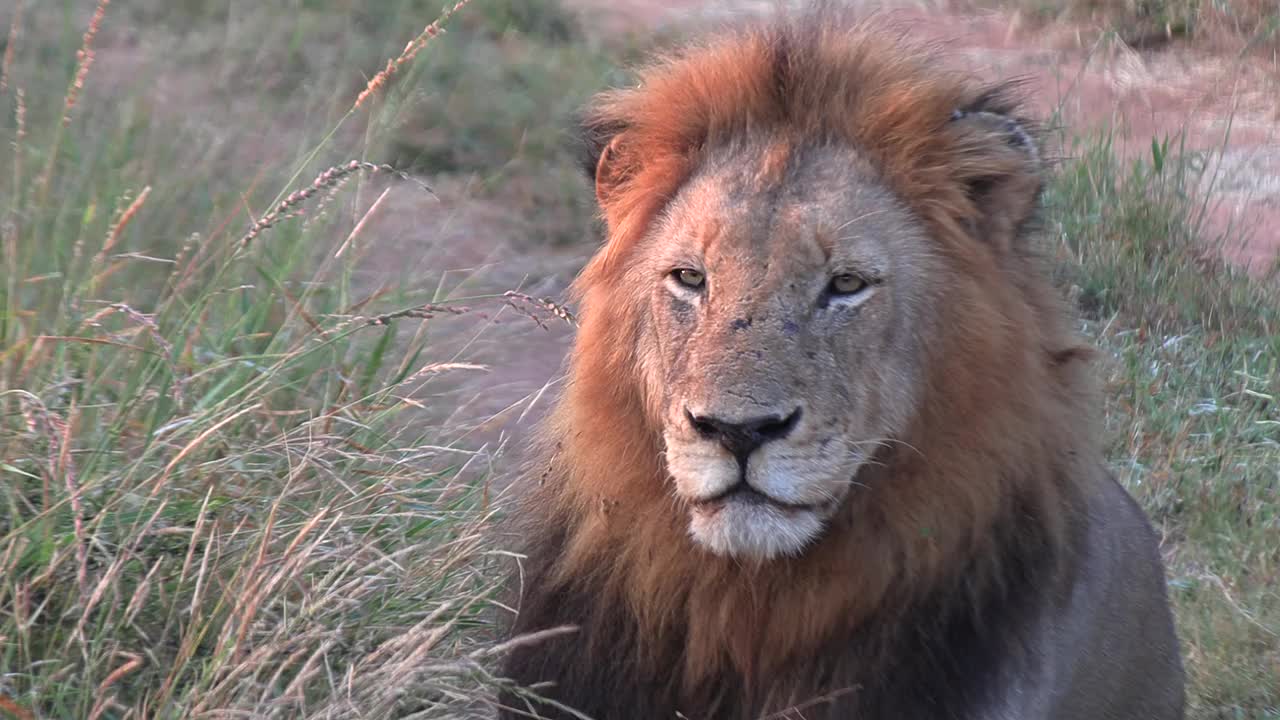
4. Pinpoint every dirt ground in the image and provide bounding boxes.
[363,0,1280,485]
[572,0,1280,267]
